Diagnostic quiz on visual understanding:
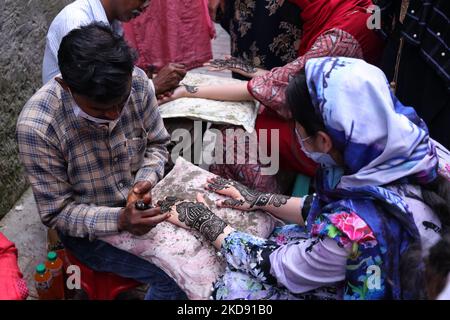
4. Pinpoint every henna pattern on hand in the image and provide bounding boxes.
[208,177,290,209]
[209,57,257,74]
[176,202,227,242]
[183,84,199,94]
[157,196,179,213]
[222,198,245,207]
[207,177,231,191]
